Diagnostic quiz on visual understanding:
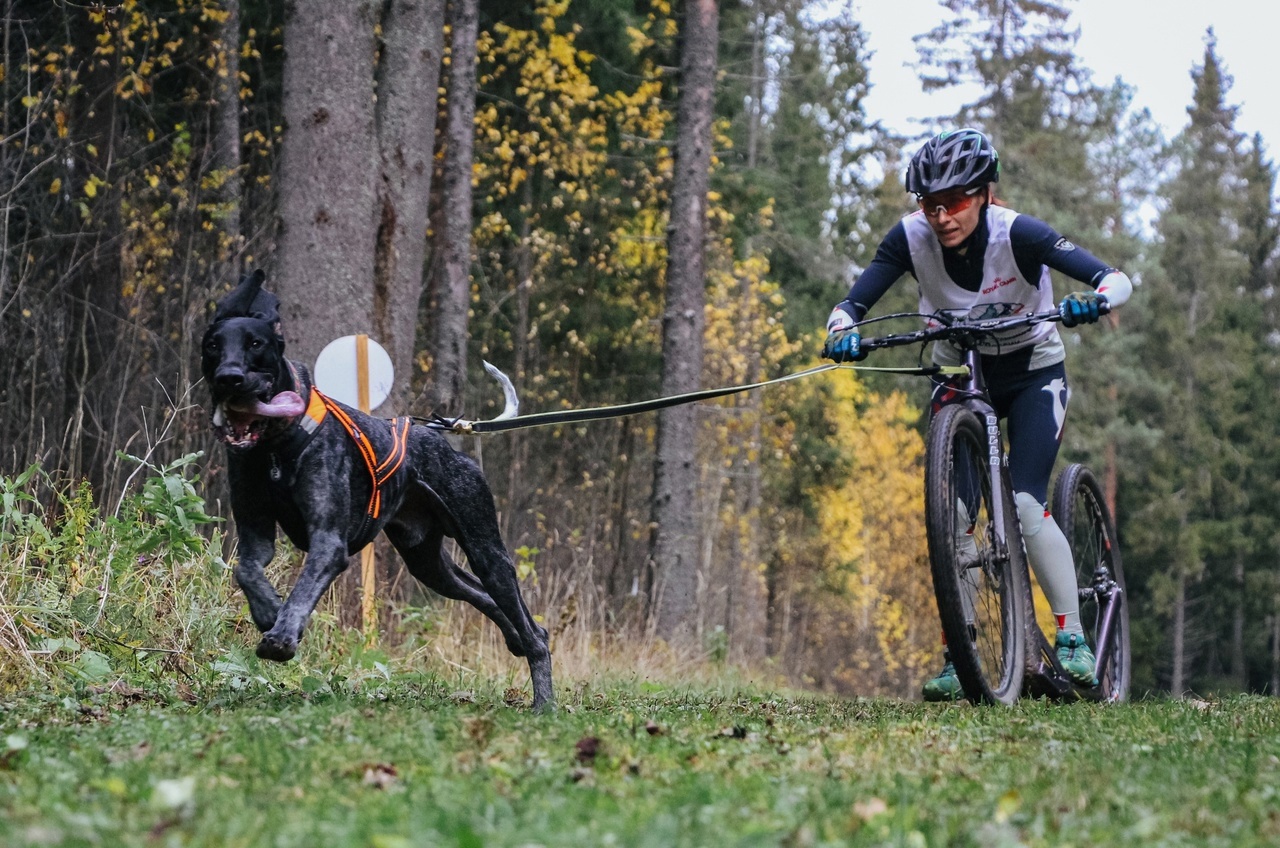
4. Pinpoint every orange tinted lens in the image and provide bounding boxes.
[920,192,977,217]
